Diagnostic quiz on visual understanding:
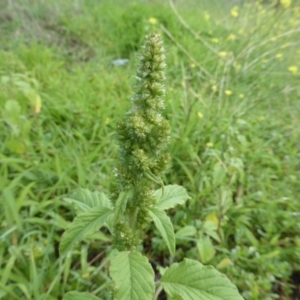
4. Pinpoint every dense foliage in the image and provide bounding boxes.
[0,0,299,299]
